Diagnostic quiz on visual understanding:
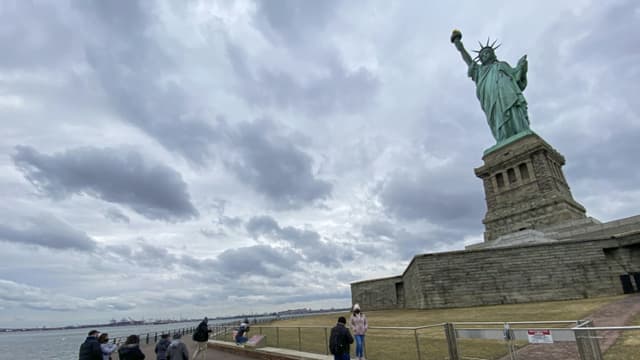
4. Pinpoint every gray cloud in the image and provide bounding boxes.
[0,279,135,312]
[0,2,78,71]
[228,0,378,116]
[104,207,131,224]
[12,146,199,222]
[376,166,484,230]
[223,119,332,208]
[213,244,302,279]
[246,215,352,266]
[362,219,468,259]
[78,0,220,165]
[254,0,339,46]
[107,241,180,270]
[228,42,379,116]
[0,214,96,252]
